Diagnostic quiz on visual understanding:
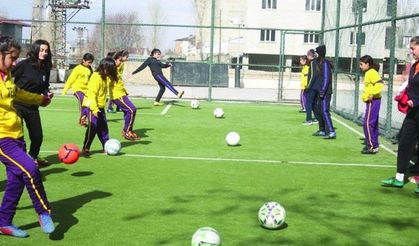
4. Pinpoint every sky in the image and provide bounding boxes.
[0,0,197,50]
